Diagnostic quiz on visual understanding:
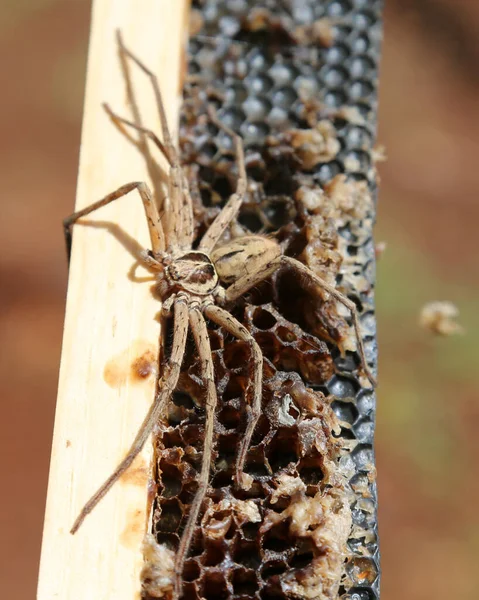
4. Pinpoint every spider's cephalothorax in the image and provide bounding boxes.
[164,251,219,296]
[65,33,376,600]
